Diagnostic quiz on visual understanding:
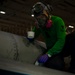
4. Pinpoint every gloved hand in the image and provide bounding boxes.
[38,54,51,63]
